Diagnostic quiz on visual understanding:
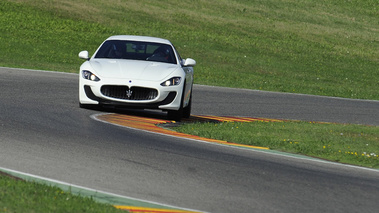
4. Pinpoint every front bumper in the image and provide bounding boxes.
[83,85,177,109]
[79,80,182,111]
